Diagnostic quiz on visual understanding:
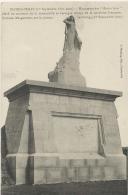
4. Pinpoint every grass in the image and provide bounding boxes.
[1,180,127,195]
